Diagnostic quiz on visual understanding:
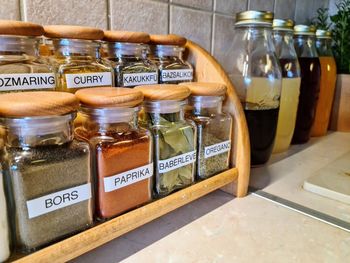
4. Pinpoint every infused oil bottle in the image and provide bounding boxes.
[272,19,301,153]
[230,11,282,165]
[292,25,321,144]
[310,30,337,137]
